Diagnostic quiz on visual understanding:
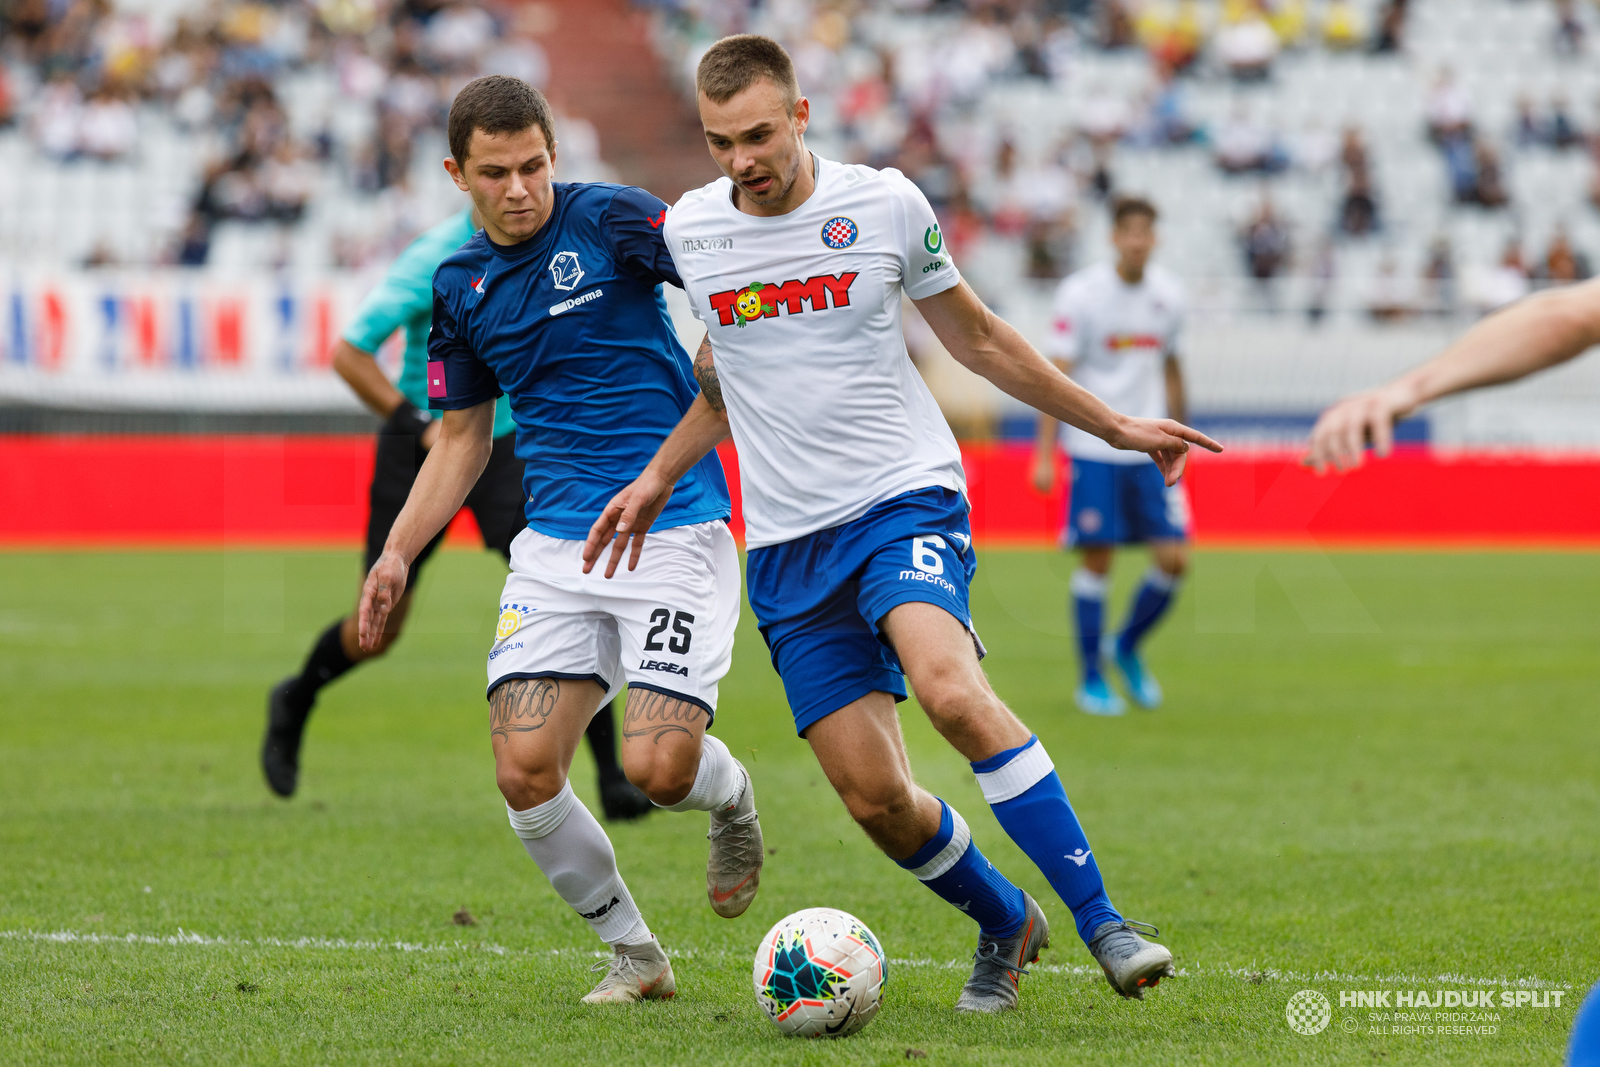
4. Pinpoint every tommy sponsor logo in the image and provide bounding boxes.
[550,288,602,316]
[638,659,689,676]
[580,896,621,921]
[681,236,734,252]
[548,251,584,291]
[708,273,858,327]
[1105,333,1163,351]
